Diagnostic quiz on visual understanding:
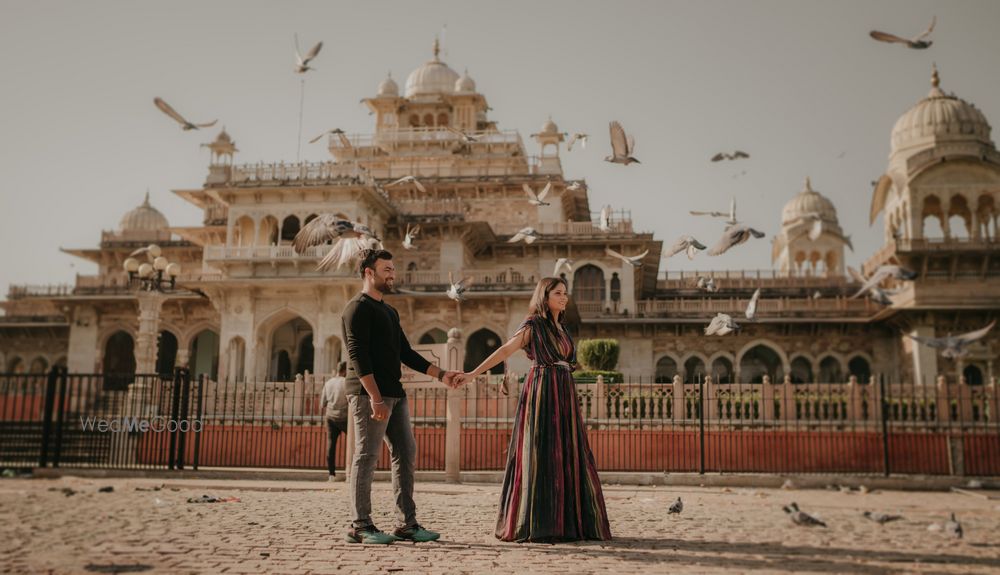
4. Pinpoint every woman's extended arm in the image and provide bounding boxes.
[463,327,531,380]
